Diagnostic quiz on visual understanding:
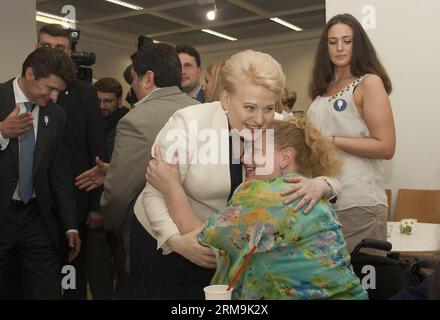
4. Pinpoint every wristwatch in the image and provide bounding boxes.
[318,176,338,204]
